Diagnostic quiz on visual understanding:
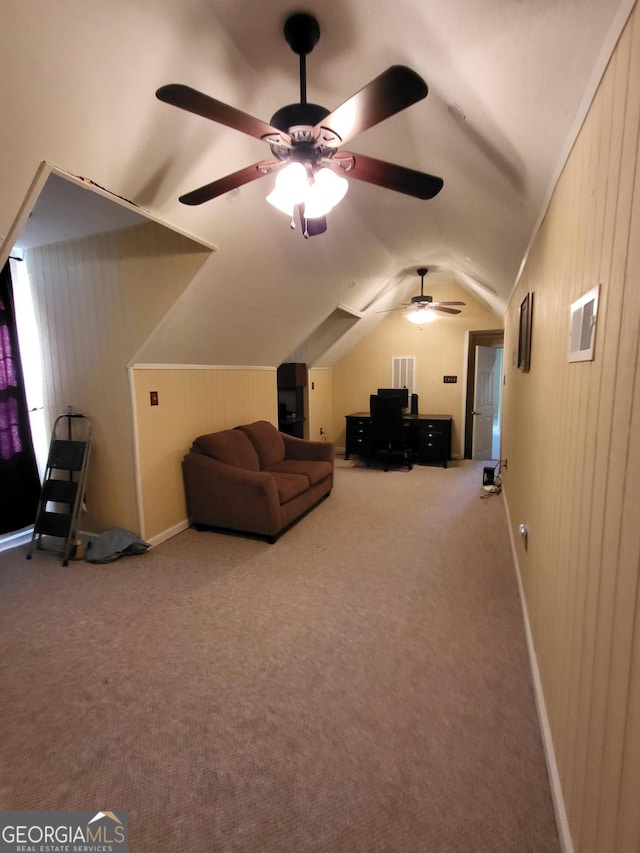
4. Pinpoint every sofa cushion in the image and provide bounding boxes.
[269,472,309,504]
[266,459,332,486]
[193,428,260,471]
[237,421,286,469]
